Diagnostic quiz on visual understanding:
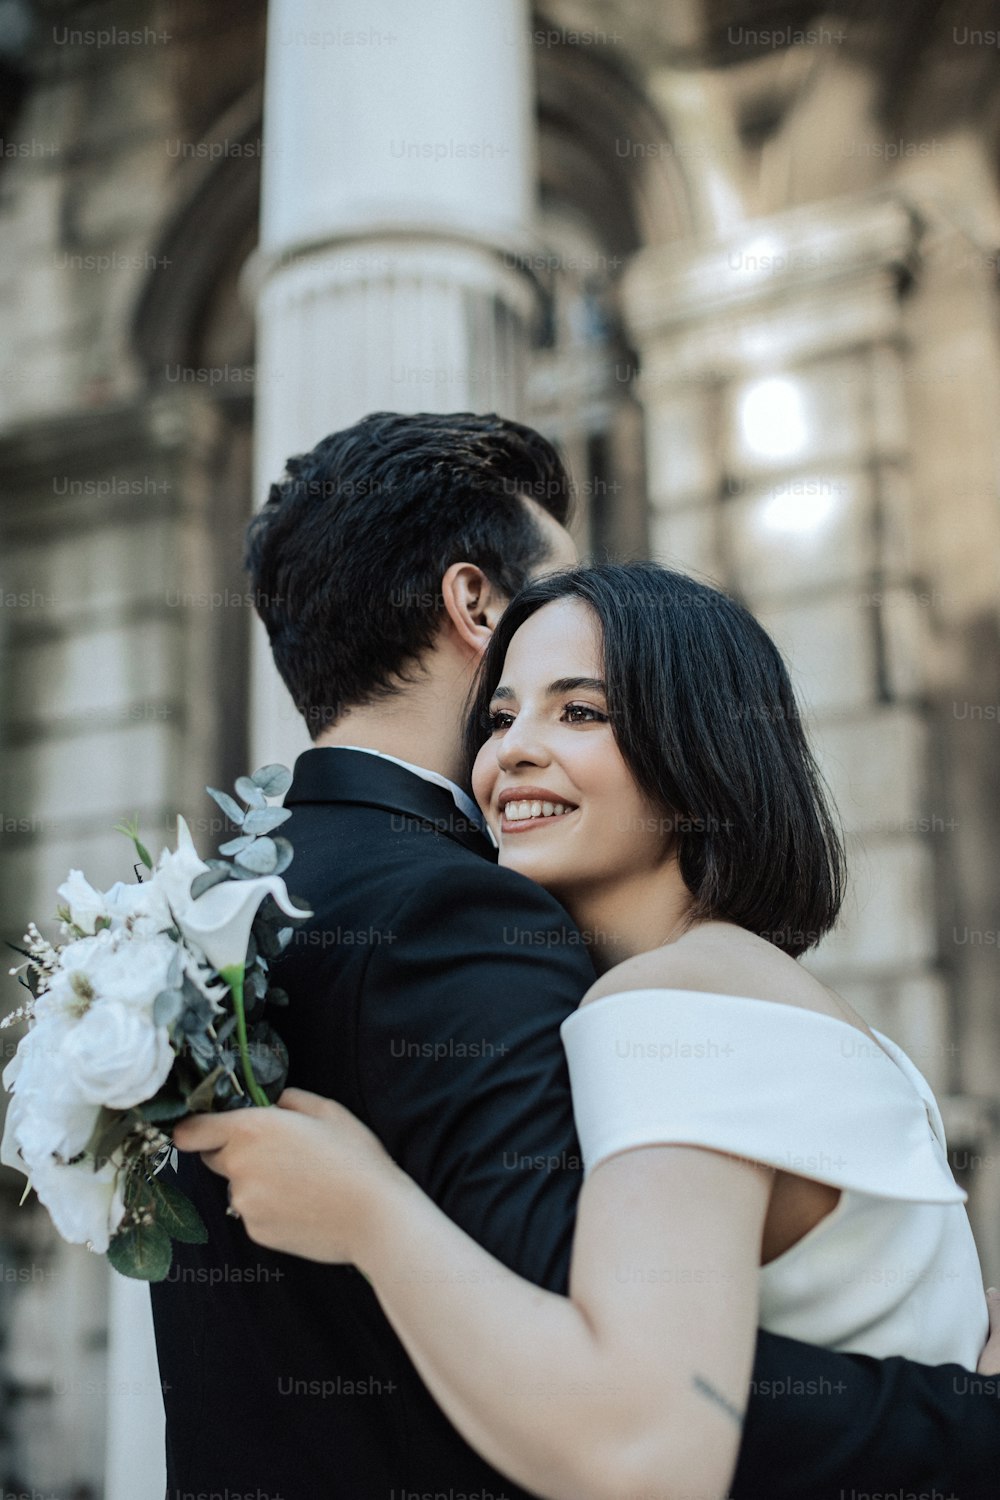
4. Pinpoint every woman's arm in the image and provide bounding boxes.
[176,1090,771,1500]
